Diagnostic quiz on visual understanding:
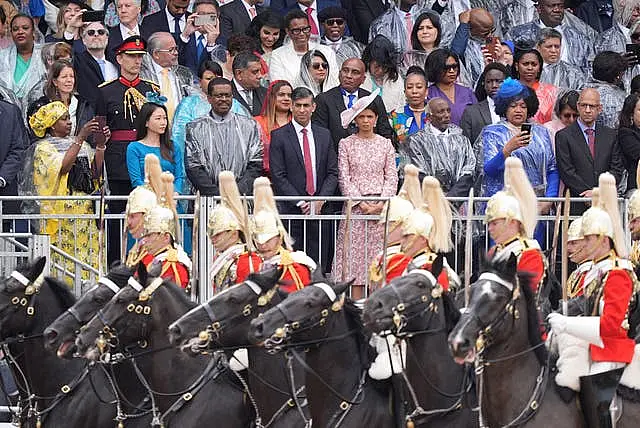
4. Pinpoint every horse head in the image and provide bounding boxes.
[448,253,528,364]
[44,263,134,359]
[249,279,353,351]
[76,262,188,361]
[363,255,456,335]
[168,267,282,355]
